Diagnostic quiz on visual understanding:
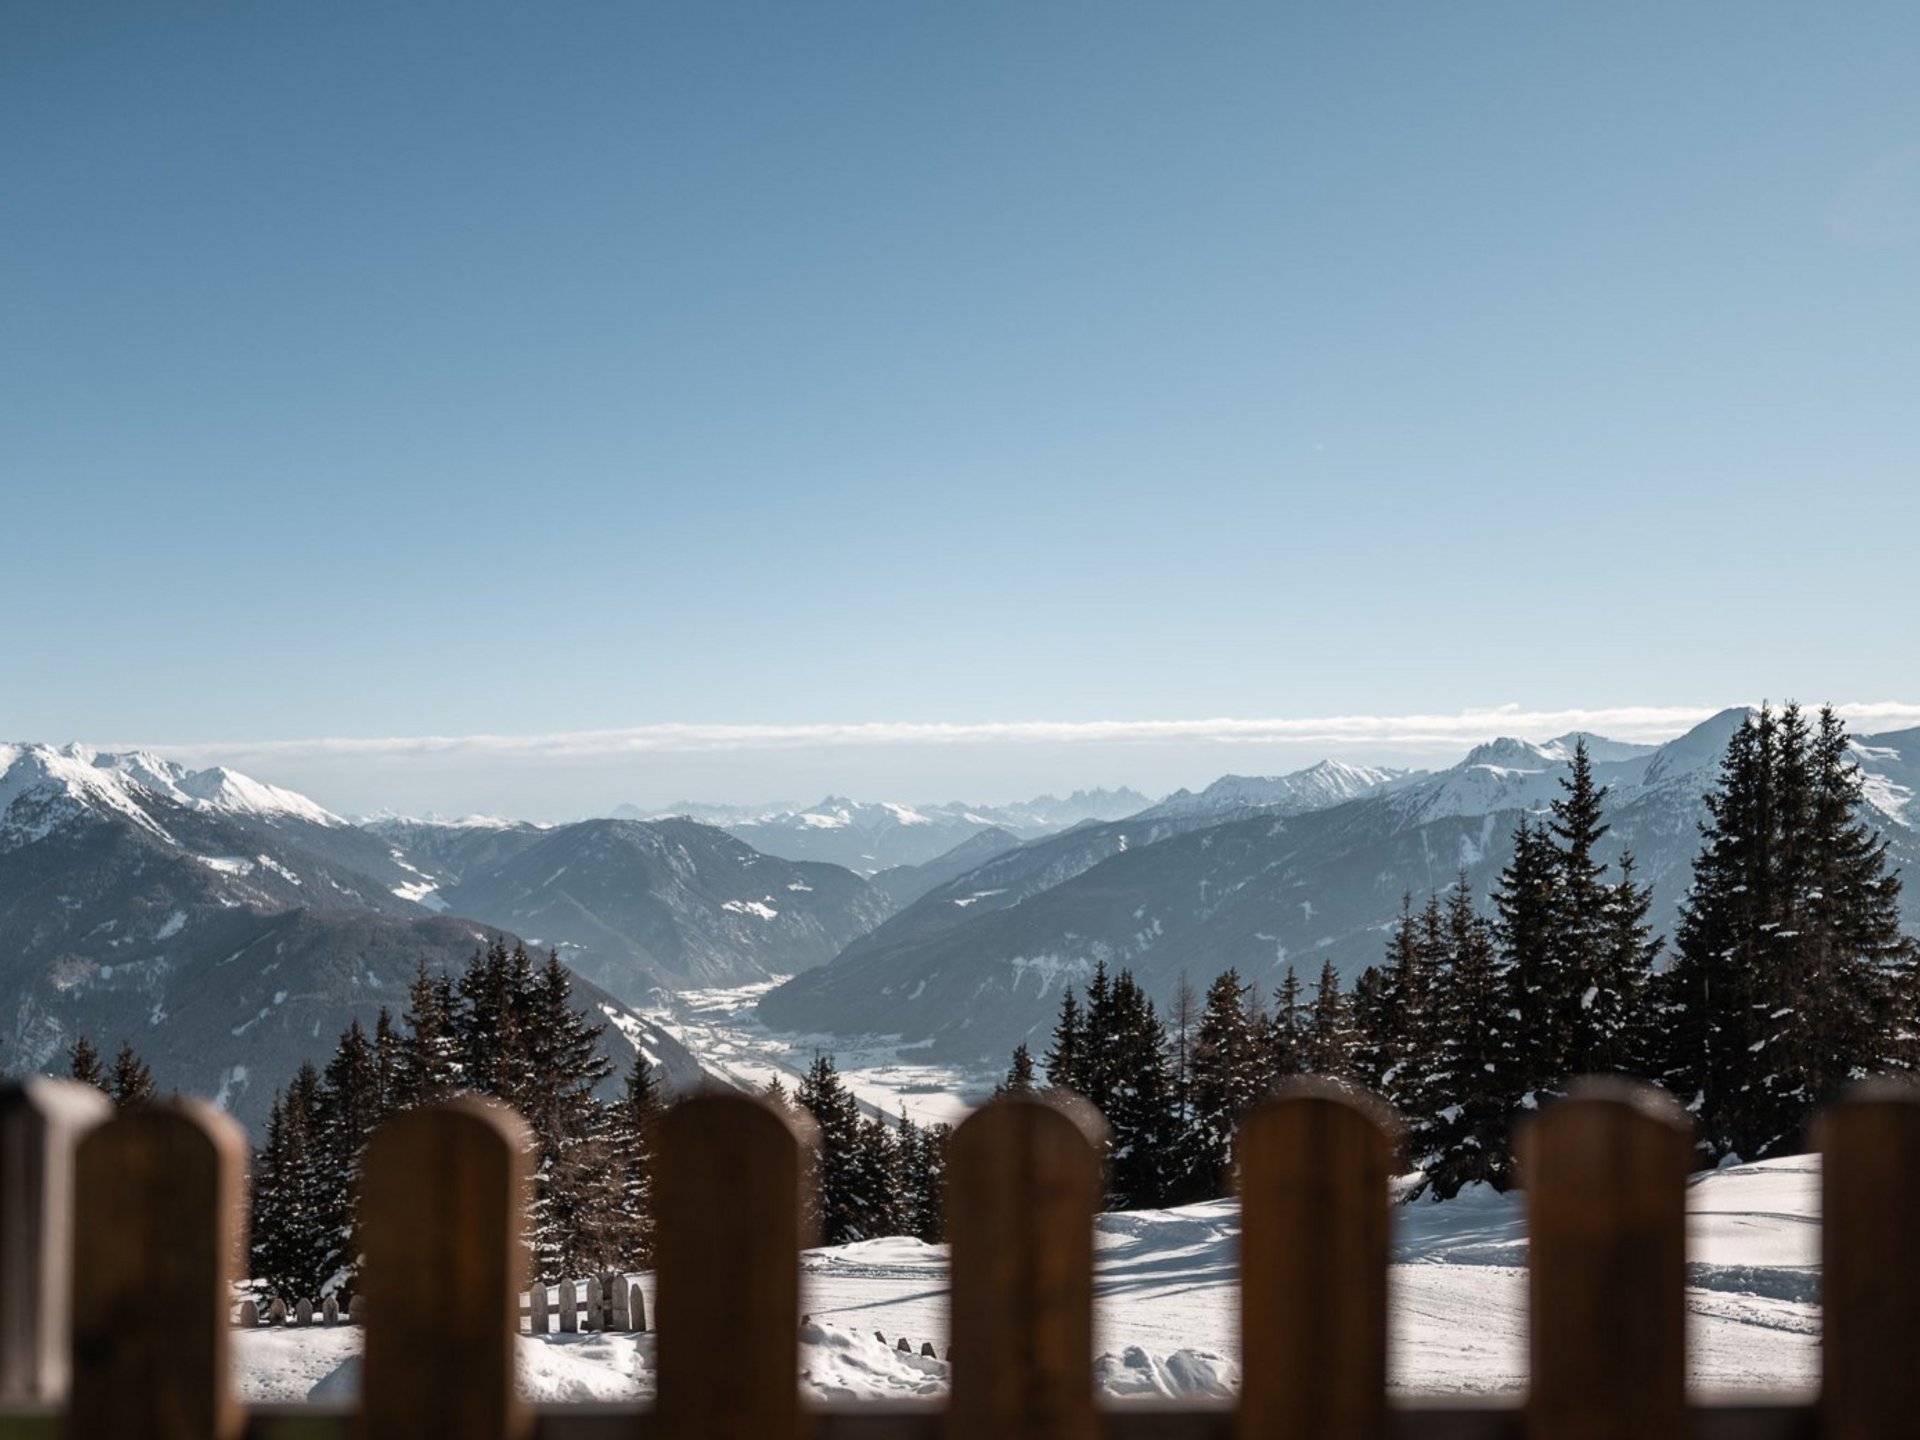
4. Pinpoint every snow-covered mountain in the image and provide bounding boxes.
[758,712,1920,1065]
[624,788,1152,876]
[431,817,891,1000]
[0,746,705,1128]
[1141,760,1415,821]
